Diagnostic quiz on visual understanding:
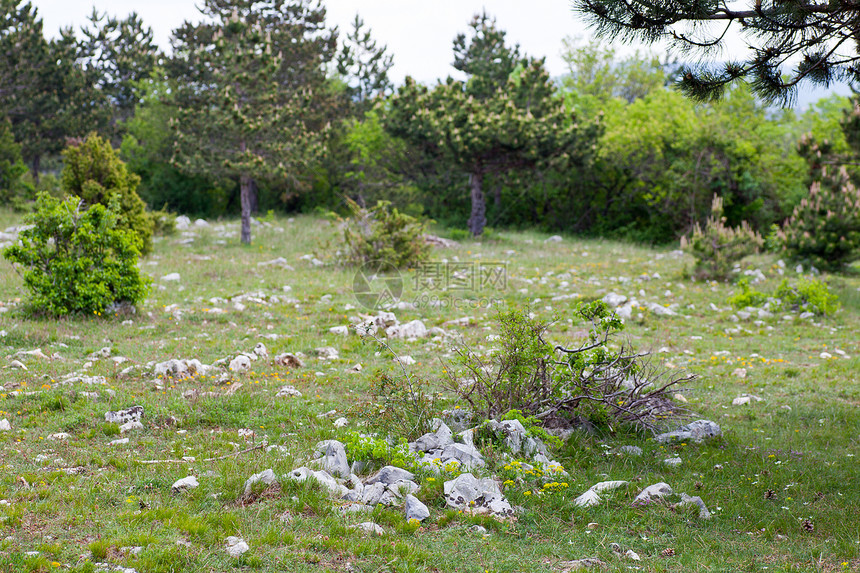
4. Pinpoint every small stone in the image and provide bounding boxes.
[8,360,27,370]
[119,420,144,433]
[601,292,627,308]
[172,476,199,493]
[109,438,129,445]
[732,368,747,379]
[274,353,304,368]
[385,320,428,339]
[315,347,339,360]
[351,522,384,536]
[229,355,252,372]
[47,432,70,441]
[161,273,181,282]
[732,396,751,406]
[329,326,349,336]
[365,466,415,486]
[469,525,488,534]
[105,406,144,425]
[624,549,641,561]
[677,493,711,519]
[404,494,430,522]
[225,536,249,558]
[243,468,277,495]
[275,385,302,397]
[0,419,10,431]
[819,352,832,359]
[315,440,351,479]
[634,482,673,503]
[334,417,349,428]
